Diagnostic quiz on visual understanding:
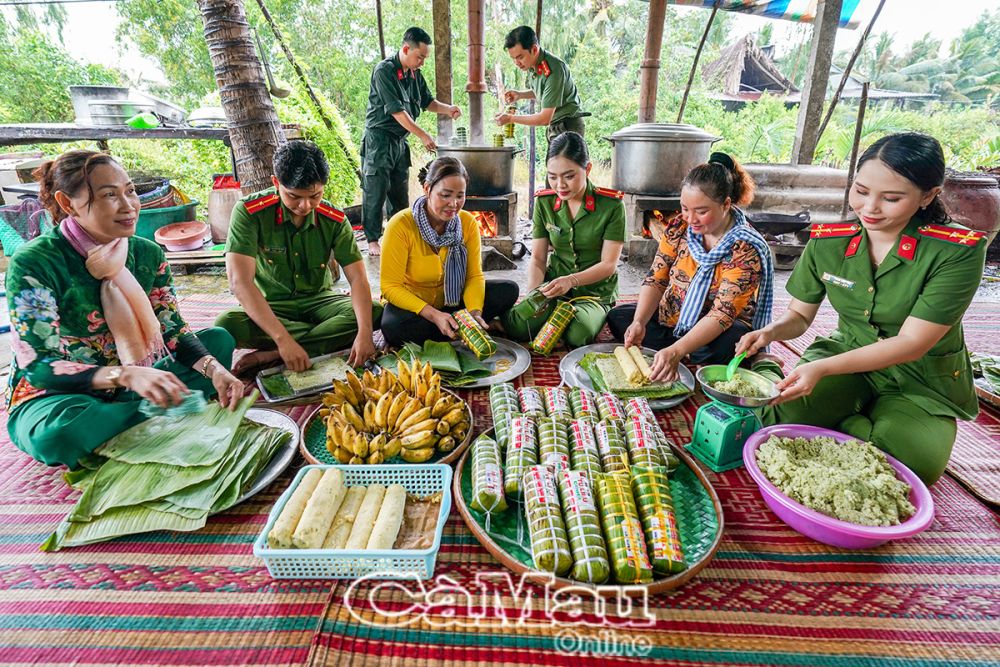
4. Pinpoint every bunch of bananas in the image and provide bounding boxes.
[320,360,471,464]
